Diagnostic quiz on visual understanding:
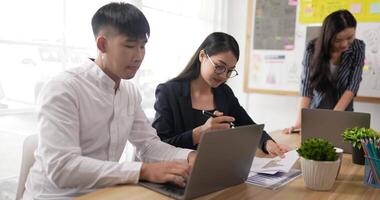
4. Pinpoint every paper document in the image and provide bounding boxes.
[250,150,299,175]
[246,168,301,190]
